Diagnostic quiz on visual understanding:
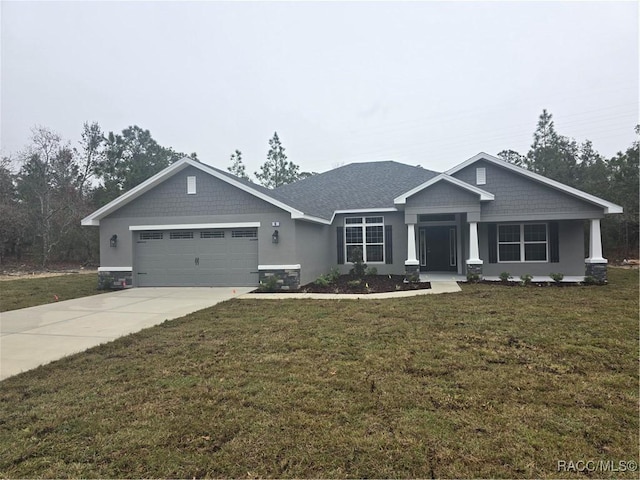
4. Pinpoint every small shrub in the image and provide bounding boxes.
[349,247,367,278]
[314,276,330,287]
[365,266,378,276]
[327,267,341,283]
[550,272,564,283]
[347,279,362,288]
[520,273,533,286]
[499,271,512,283]
[259,275,279,292]
[466,272,481,283]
